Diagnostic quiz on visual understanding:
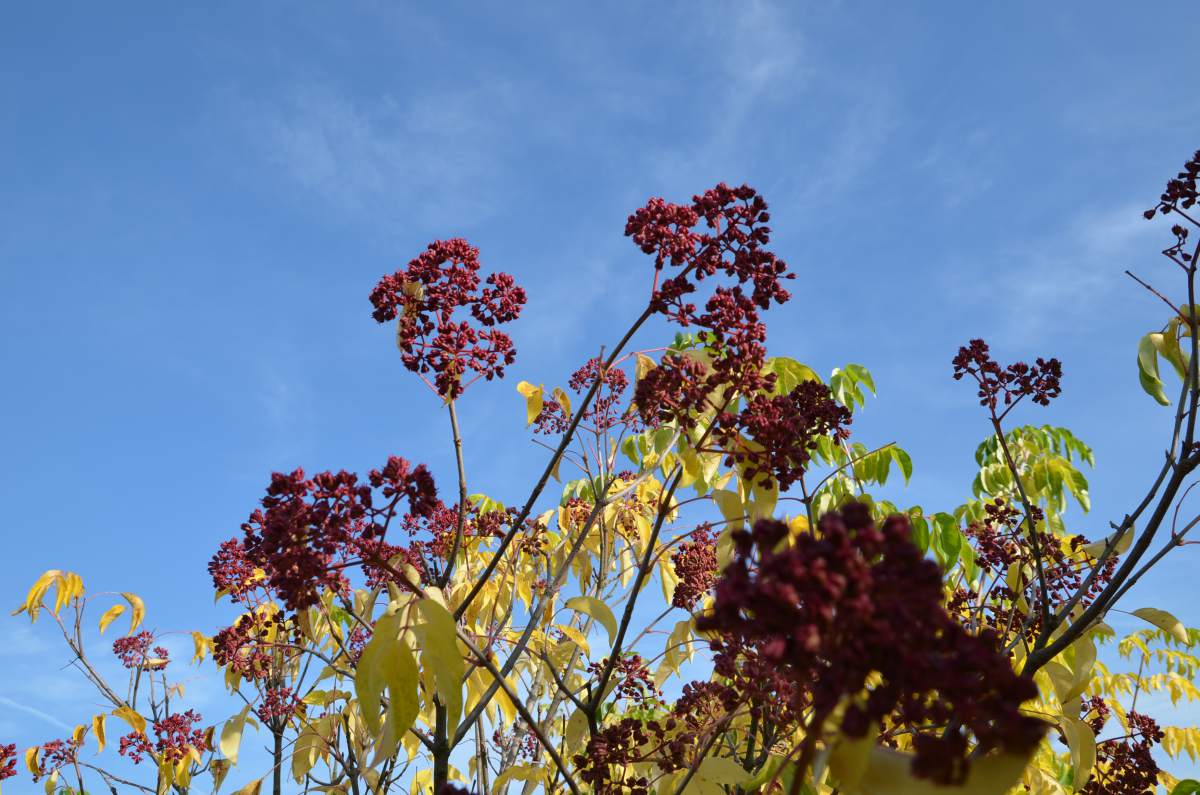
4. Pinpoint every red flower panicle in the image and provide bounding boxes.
[952,339,1062,412]
[370,238,526,399]
[696,504,1045,785]
[113,631,169,671]
[671,525,718,610]
[34,738,80,780]
[118,710,207,765]
[234,456,437,609]
[1080,710,1163,795]
[1145,149,1200,220]
[0,744,16,782]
